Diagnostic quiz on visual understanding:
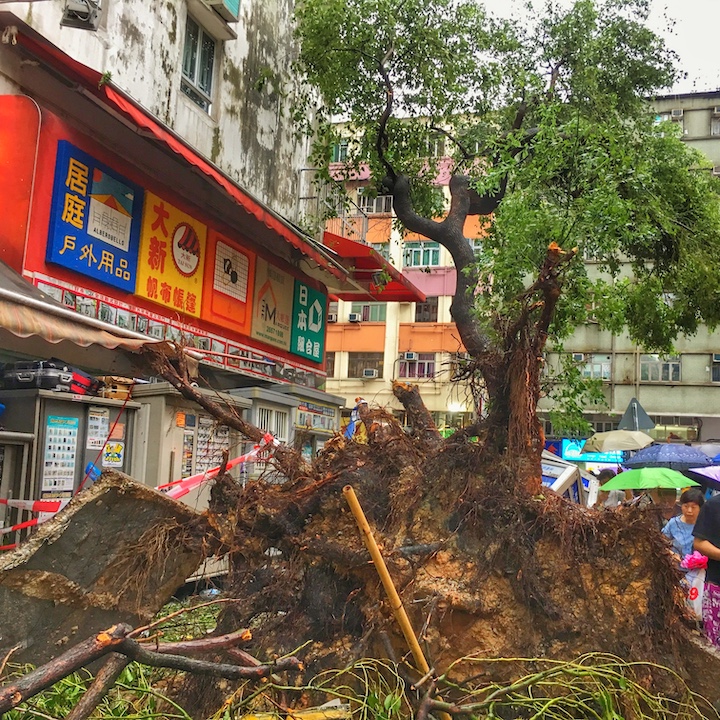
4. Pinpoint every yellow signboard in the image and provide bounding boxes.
[136,192,207,317]
[251,257,293,350]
